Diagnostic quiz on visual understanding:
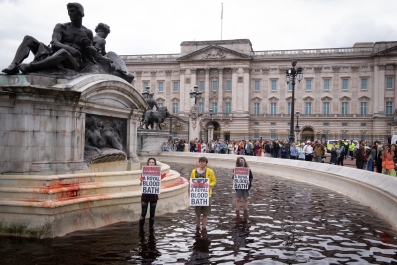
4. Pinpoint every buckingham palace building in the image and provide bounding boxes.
[121,39,397,143]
